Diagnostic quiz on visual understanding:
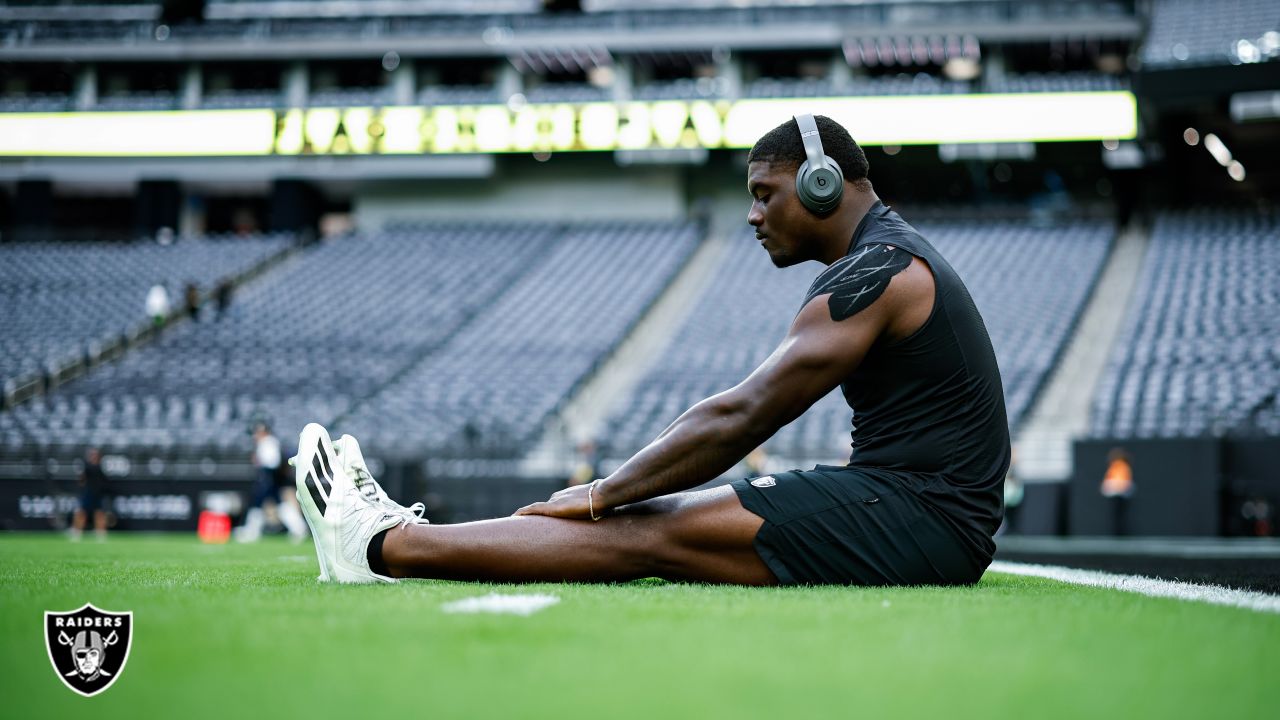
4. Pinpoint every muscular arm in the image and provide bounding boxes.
[515,247,930,519]
[593,296,885,509]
